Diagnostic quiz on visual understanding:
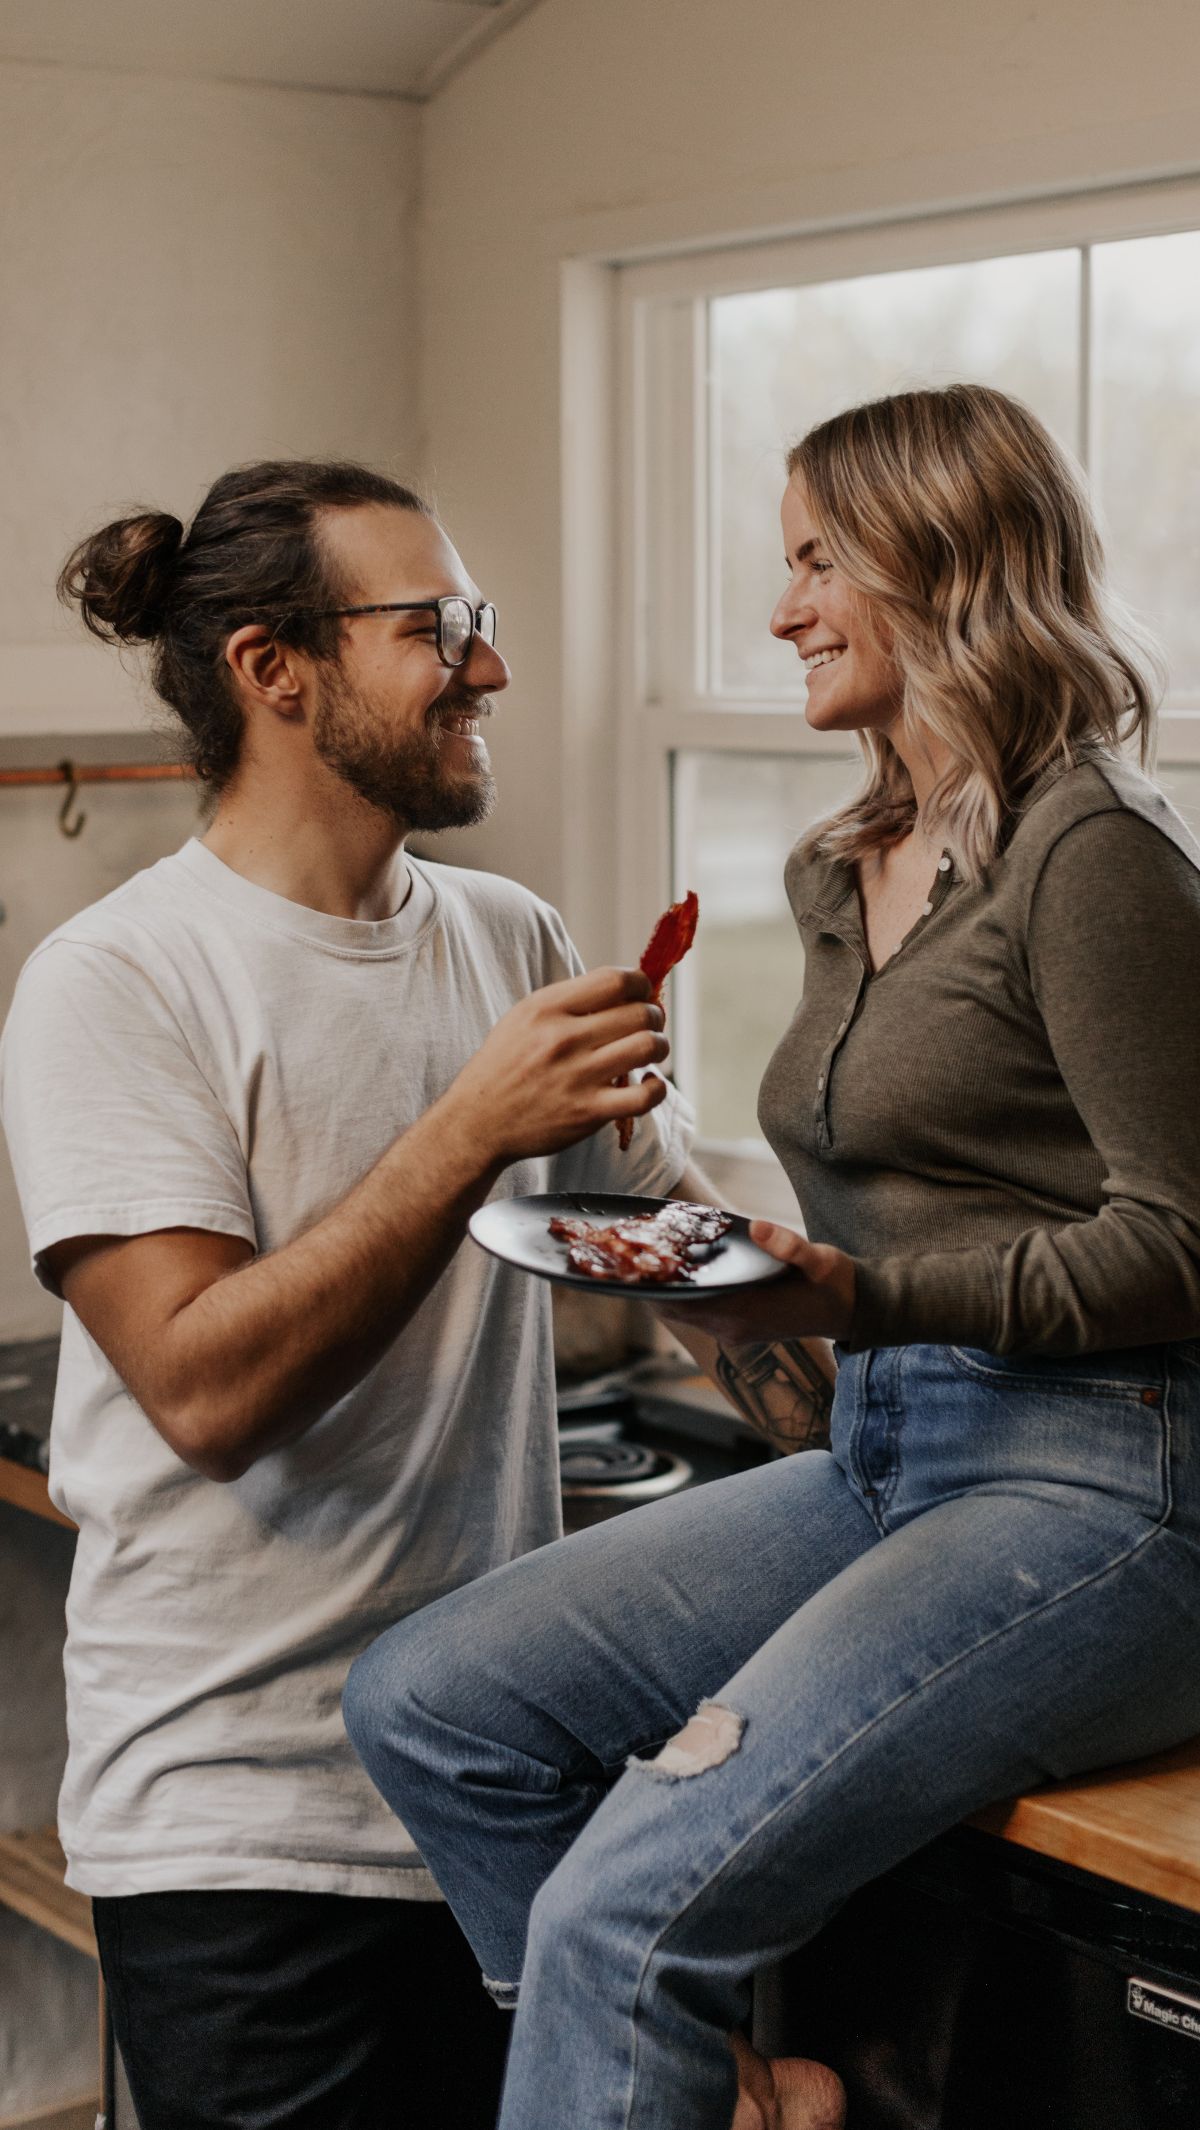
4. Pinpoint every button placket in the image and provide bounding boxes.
[915,853,953,929]
[815,960,865,1150]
